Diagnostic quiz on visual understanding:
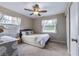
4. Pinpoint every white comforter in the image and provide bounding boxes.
[22,34,49,48]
